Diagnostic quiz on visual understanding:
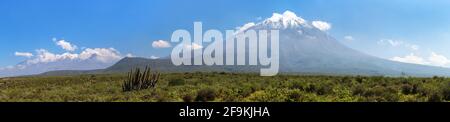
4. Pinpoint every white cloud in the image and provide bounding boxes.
[312,21,331,31]
[27,49,75,64]
[26,48,121,64]
[79,48,122,63]
[378,39,419,51]
[378,39,403,47]
[344,36,354,41]
[428,52,450,67]
[410,45,419,51]
[150,55,160,59]
[14,52,33,58]
[152,40,171,48]
[55,40,77,51]
[2,38,128,73]
[390,52,450,67]
[390,53,427,65]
